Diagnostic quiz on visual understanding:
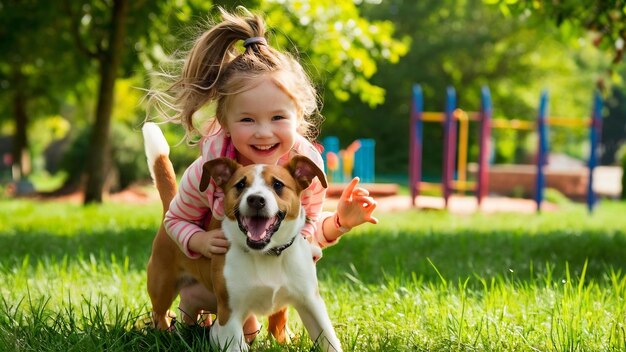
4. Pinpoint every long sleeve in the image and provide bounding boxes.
[163,130,231,258]
[289,137,338,249]
[300,179,337,248]
[163,157,211,258]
